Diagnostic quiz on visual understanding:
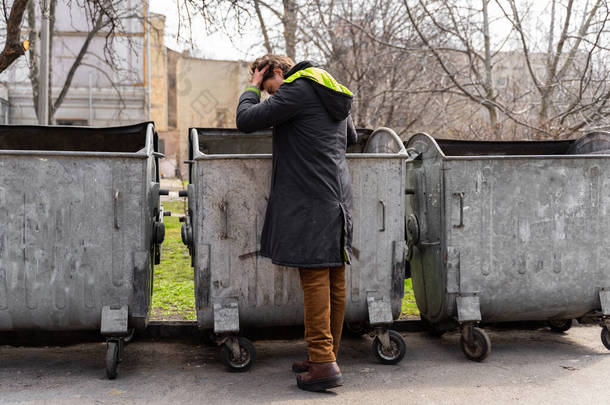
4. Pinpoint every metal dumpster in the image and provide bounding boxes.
[405,131,610,361]
[181,127,409,371]
[0,122,166,378]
